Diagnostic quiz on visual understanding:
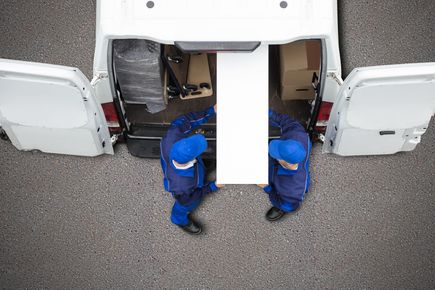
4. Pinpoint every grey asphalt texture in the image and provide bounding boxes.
[0,0,434,289]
